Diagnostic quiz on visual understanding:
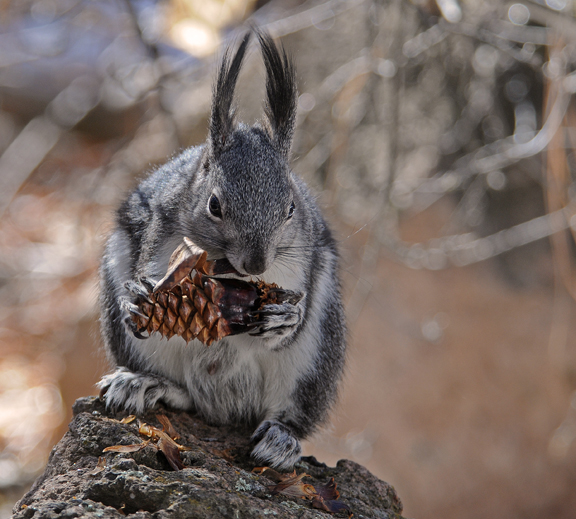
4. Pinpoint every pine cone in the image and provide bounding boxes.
[130,238,300,346]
